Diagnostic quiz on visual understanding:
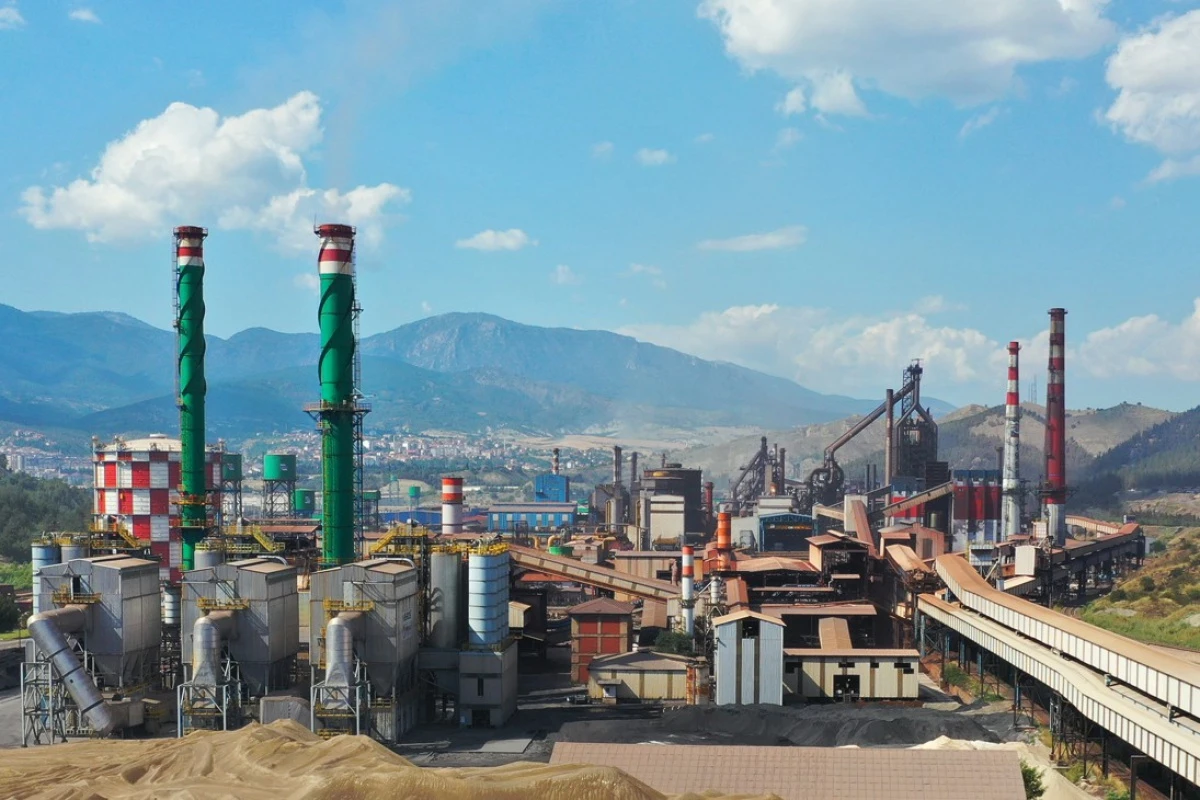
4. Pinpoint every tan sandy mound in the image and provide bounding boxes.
[0,721,776,800]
